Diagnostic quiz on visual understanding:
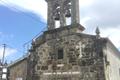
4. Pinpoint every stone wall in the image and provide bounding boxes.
[29,26,106,80]
[8,58,27,80]
[8,25,120,80]
[103,40,120,80]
